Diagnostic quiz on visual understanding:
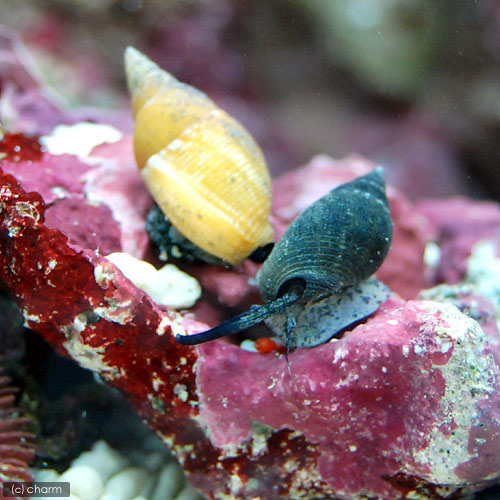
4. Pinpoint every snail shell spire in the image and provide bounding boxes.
[257,166,392,303]
[125,47,274,265]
